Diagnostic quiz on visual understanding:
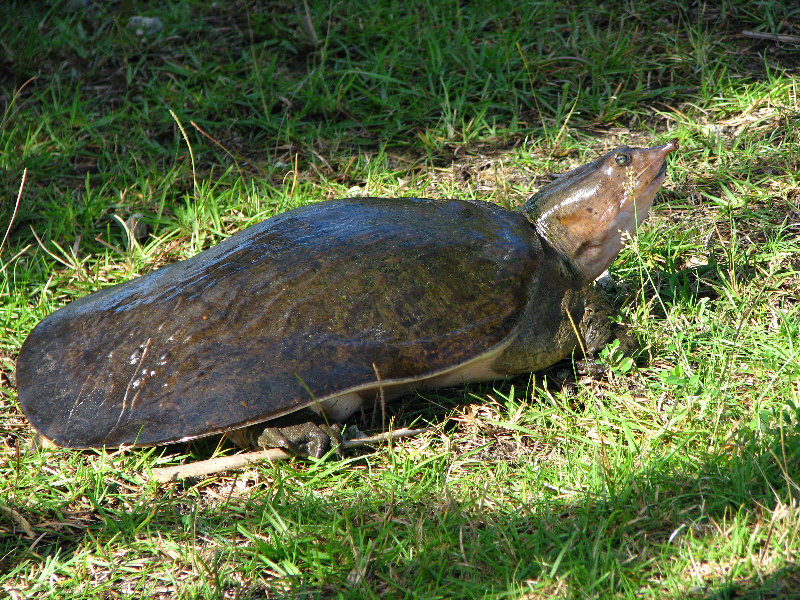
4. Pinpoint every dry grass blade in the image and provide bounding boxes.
[0,168,26,258]
[0,502,35,540]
